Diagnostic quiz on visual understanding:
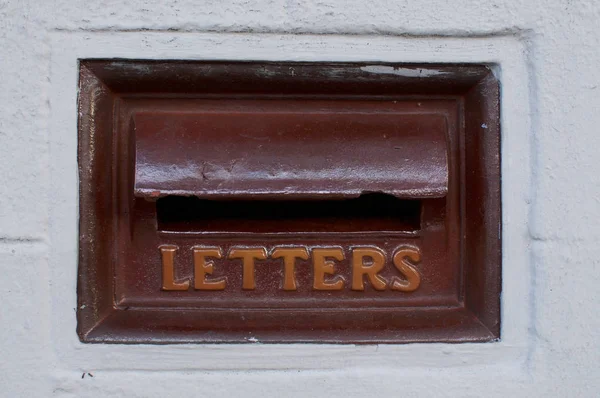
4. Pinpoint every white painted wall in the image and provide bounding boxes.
[0,1,598,396]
